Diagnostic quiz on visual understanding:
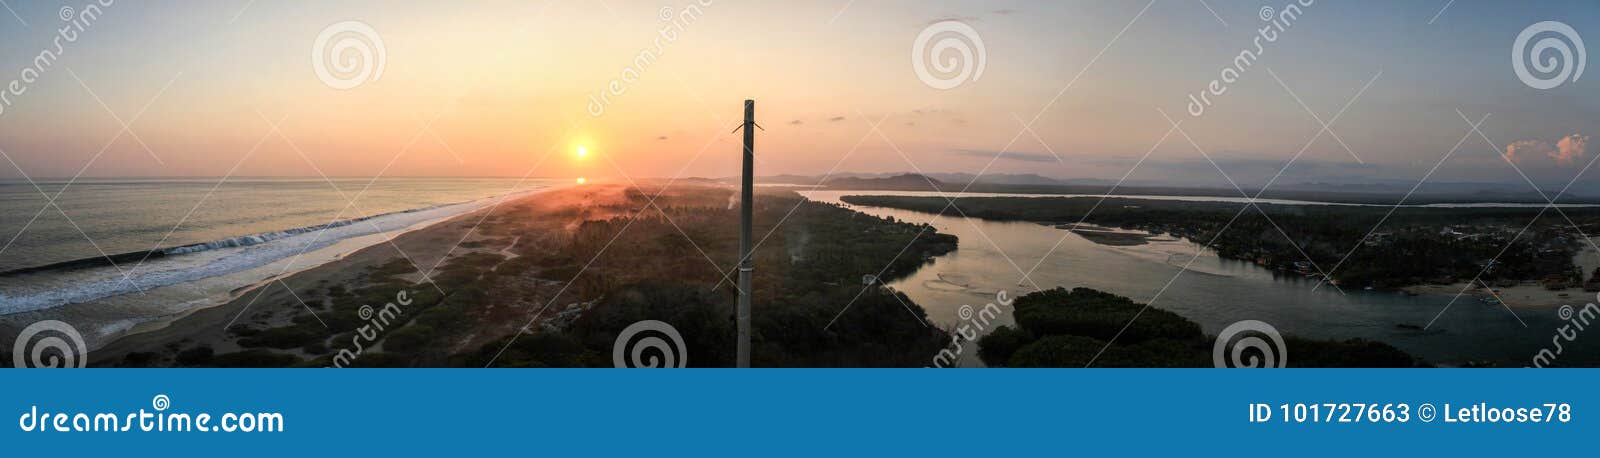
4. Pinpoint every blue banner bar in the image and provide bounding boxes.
[0,369,1591,456]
